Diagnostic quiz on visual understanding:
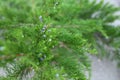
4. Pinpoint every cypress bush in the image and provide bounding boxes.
[0,0,120,80]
